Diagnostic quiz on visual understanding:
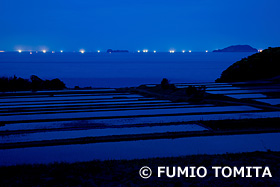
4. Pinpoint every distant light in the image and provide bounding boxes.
[169,50,175,53]
[258,49,263,52]
[60,50,63,53]
[154,50,156,53]
[97,50,100,53]
[52,51,55,53]
[0,51,4,53]
[42,50,46,53]
[80,49,85,54]
[137,50,140,53]
[30,52,32,54]
[206,50,208,53]
[189,50,192,53]
[182,50,185,53]
[143,49,148,53]
[18,50,22,53]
